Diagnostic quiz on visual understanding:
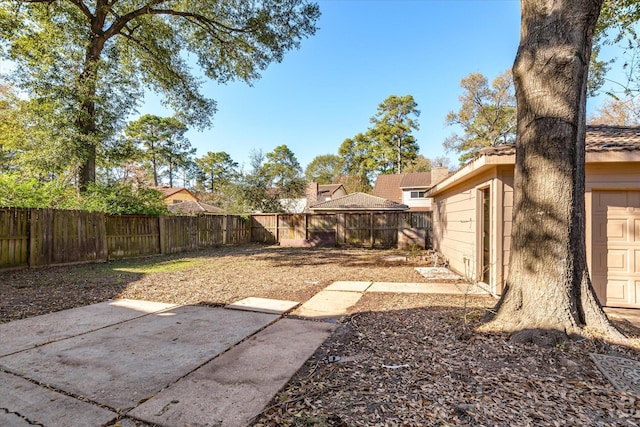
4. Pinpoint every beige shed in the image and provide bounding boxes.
[428,126,640,308]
